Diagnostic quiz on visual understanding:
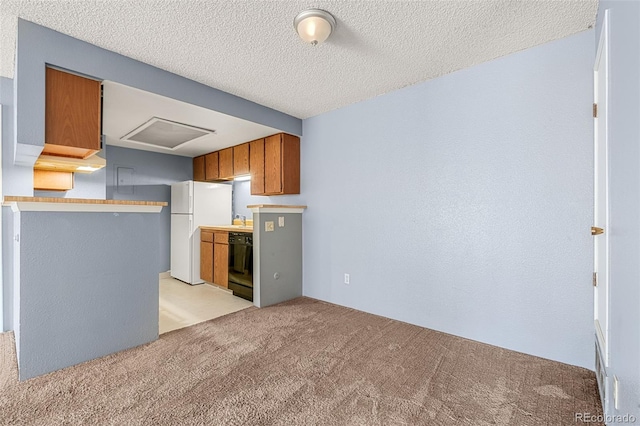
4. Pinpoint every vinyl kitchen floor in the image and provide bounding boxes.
[159,276,253,334]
